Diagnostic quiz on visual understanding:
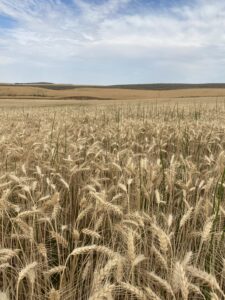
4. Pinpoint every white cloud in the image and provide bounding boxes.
[75,0,130,21]
[0,55,15,65]
[0,0,225,83]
